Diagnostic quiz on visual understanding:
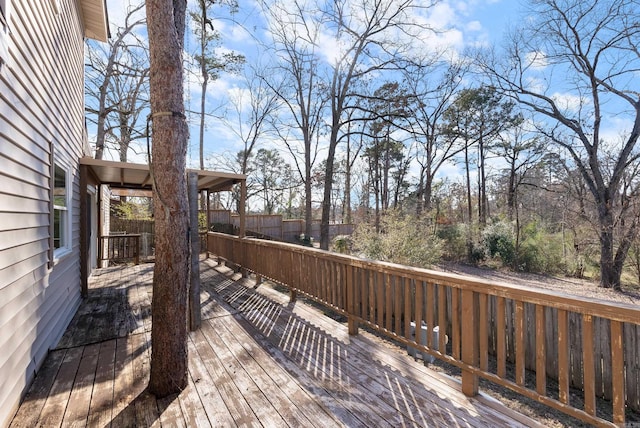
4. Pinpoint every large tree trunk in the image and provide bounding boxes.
[598,202,630,291]
[304,139,313,240]
[146,0,190,397]
[464,143,473,261]
[344,138,352,224]
[479,138,487,226]
[320,129,339,250]
[506,164,516,221]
